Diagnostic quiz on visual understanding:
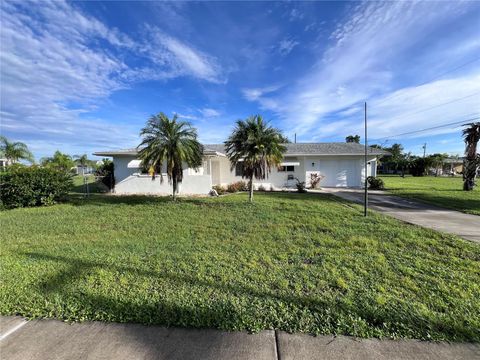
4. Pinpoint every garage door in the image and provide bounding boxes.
[318,159,361,187]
